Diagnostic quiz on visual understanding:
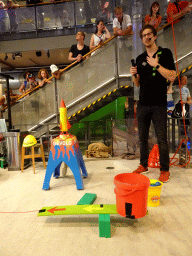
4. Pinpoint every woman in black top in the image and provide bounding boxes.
[68,31,90,63]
